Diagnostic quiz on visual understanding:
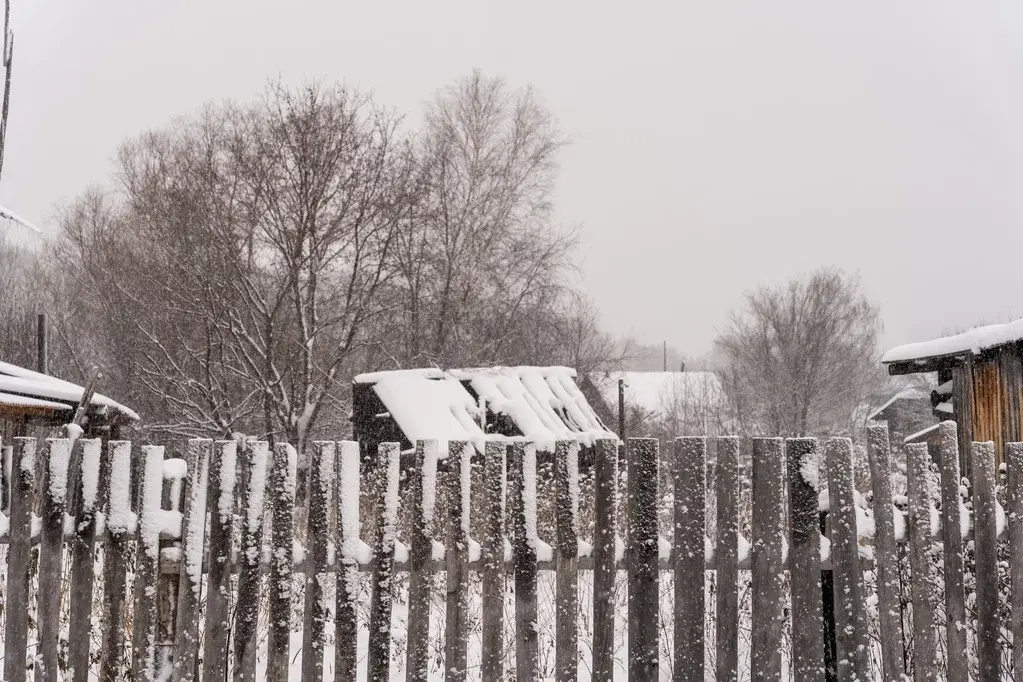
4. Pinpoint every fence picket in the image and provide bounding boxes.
[715,436,740,682]
[591,438,617,682]
[938,421,968,681]
[406,440,438,682]
[335,440,362,681]
[673,436,706,682]
[445,440,472,681]
[481,440,507,682]
[972,440,1000,682]
[298,442,333,682]
[825,437,869,682]
[367,442,401,682]
[751,437,785,681]
[202,440,237,682]
[510,441,539,682]
[100,440,134,682]
[787,437,823,682]
[172,439,211,682]
[267,443,298,682]
[233,440,270,681]
[38,438,71,682]
[628,437,659,679]
[554,440,580,681]
[1008,441,1023,681]
[906,442,938,681]
[68,438,106,682]
[3,437,35,682]
[132,445,166,681]
[866,425,906,682]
